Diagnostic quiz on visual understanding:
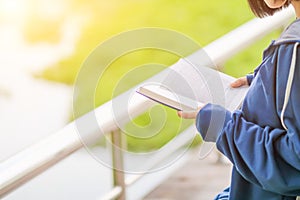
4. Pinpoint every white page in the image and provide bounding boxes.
[160,58,248,111]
